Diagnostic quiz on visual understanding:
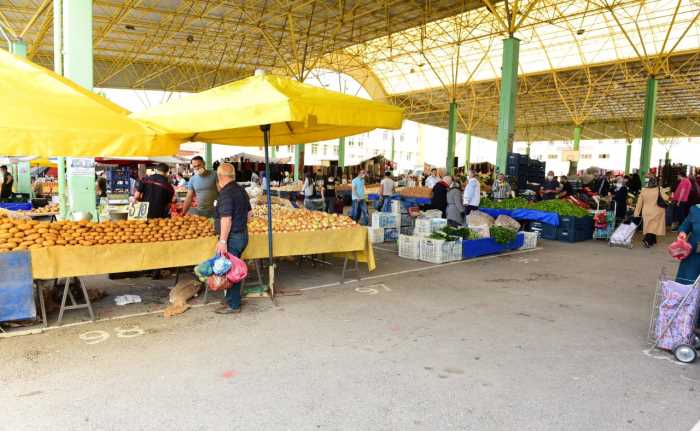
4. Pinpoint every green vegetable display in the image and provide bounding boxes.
[480,197,590,218]
[480,197,529,210]
[529,200,589,217]
[436,226,482,241]
[489,226,517,244]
